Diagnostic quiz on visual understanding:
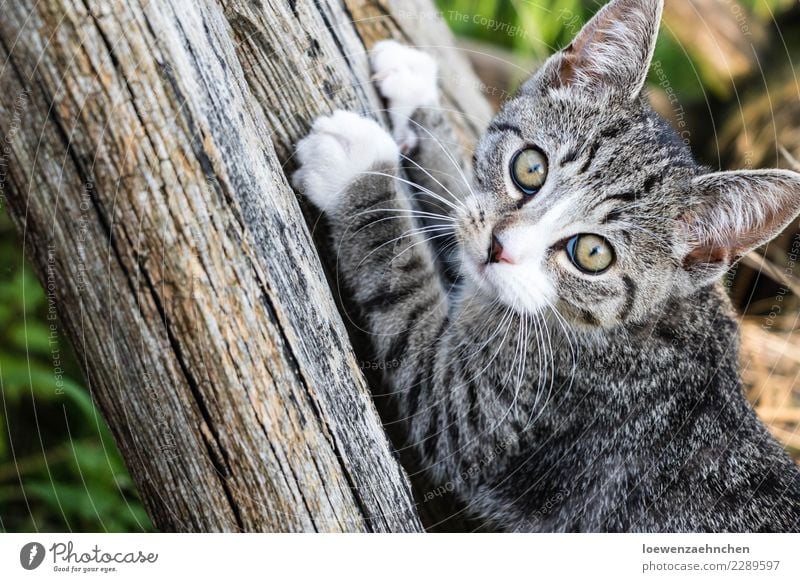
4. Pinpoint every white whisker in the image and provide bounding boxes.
[407,116,476,198]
